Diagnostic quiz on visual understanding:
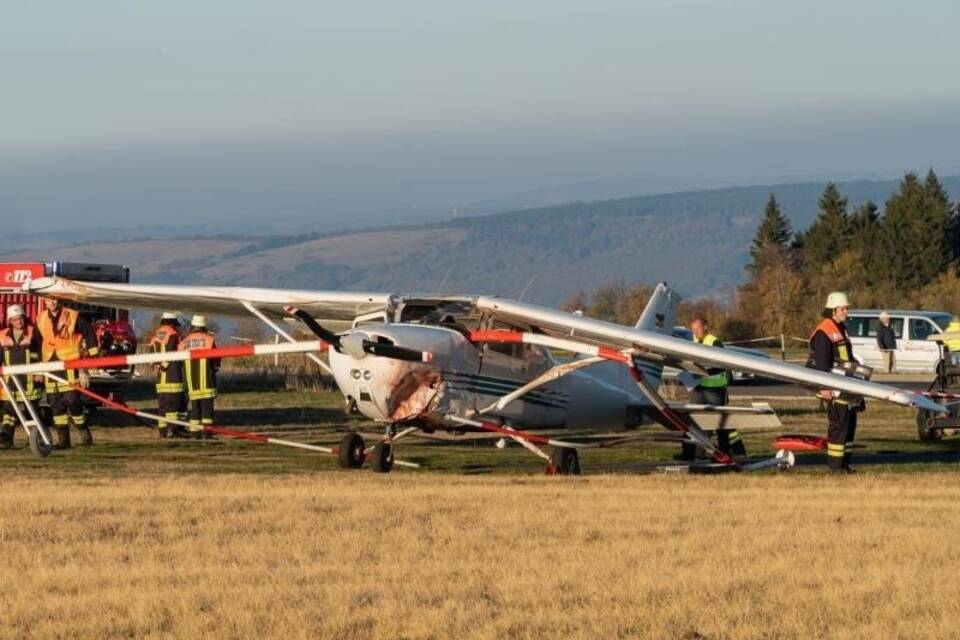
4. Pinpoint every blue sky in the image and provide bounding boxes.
[2,1,959,233]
